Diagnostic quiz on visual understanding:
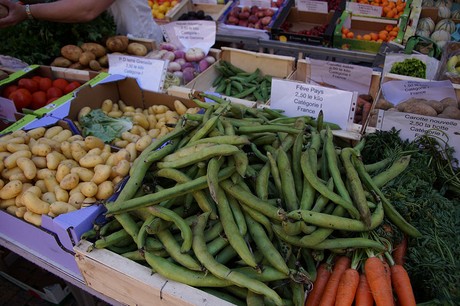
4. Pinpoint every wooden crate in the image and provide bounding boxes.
[74,240,233,306]
[168,0,233,22]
